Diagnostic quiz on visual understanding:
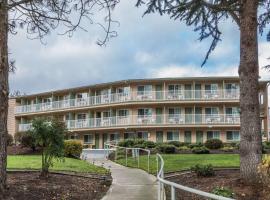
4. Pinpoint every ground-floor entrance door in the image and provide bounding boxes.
[95,134,99,149]
[196,131,203,143]
[156,131,163,143]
